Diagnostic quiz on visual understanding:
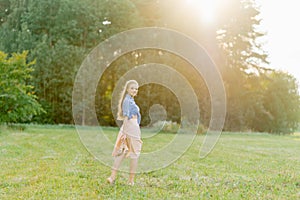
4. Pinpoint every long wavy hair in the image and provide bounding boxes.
[117,80,139,120]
